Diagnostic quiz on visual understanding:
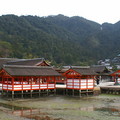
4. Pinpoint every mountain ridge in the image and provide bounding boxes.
[0,14,120,66]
